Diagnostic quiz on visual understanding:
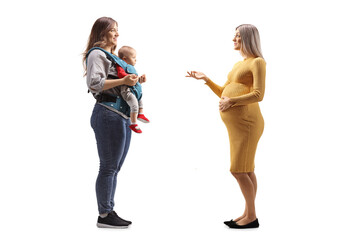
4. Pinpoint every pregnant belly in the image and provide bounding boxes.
[222,83,250,98]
